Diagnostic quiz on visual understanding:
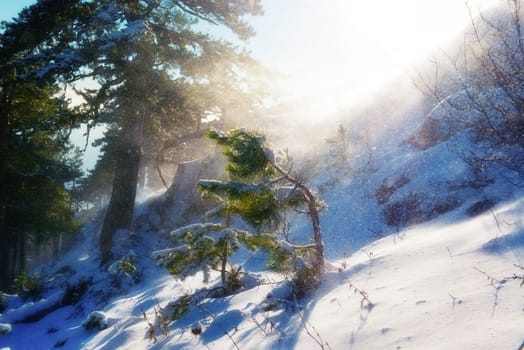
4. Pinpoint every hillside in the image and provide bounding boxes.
[1,182,523,349]
[3,4,524,347]
[2,75,524,348]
